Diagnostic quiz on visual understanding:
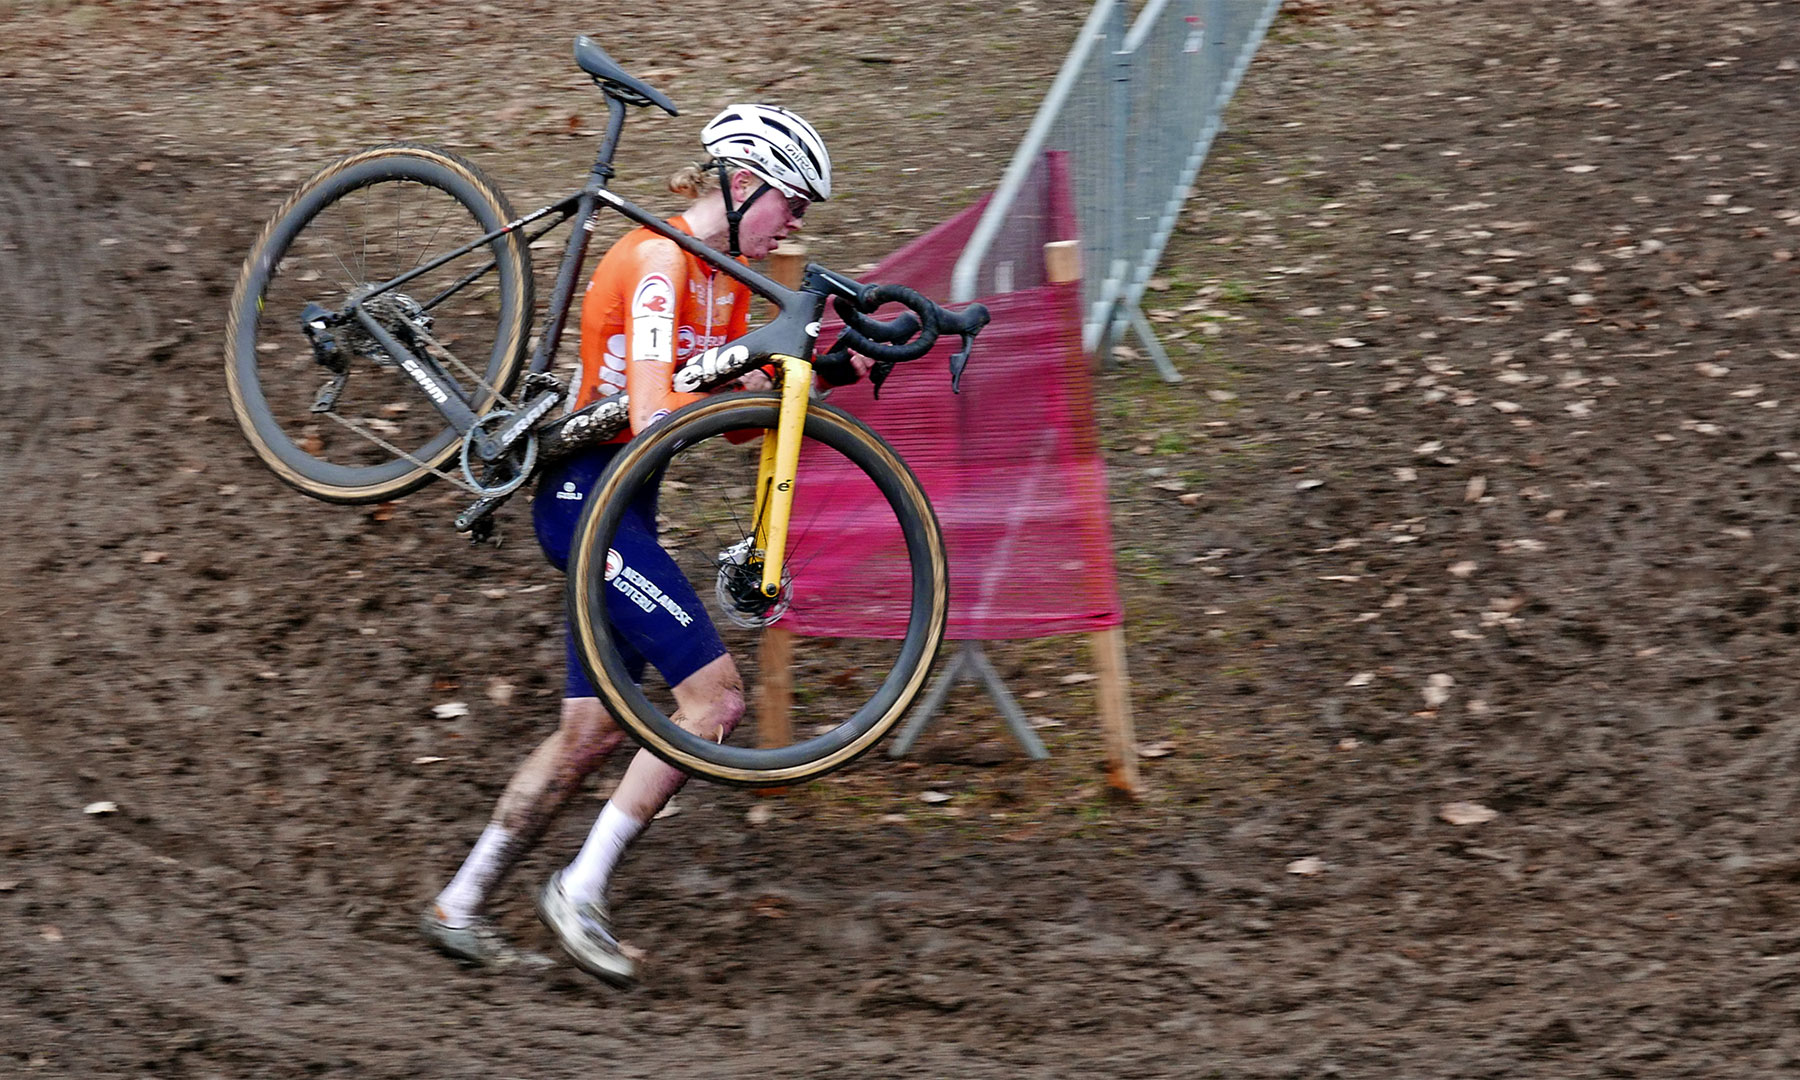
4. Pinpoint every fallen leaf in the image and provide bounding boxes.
[1345,671,1374,687]
[1422,672,1455,708]
[919,790,953,804]
[141,551,167,564]
[1286,857,1326,876]
[1464,476,1487,502]
[411,756,445,765]
[653,800,680,820]
[1696,362,1730,378]
[82,801,118,816]
[431,701,470,720]
[1329,337,1366,348]
[1136,740,1176,759]
[486,678,515,706]
[39,926,63,943]
[1448,561,1478,578]
[1440,801,1498,826]
[1206,388,1239,403]
[1296,478,1325,491]
[1178,492,1203,506]
[1059,672,1098,685]
[746,803,774,825]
